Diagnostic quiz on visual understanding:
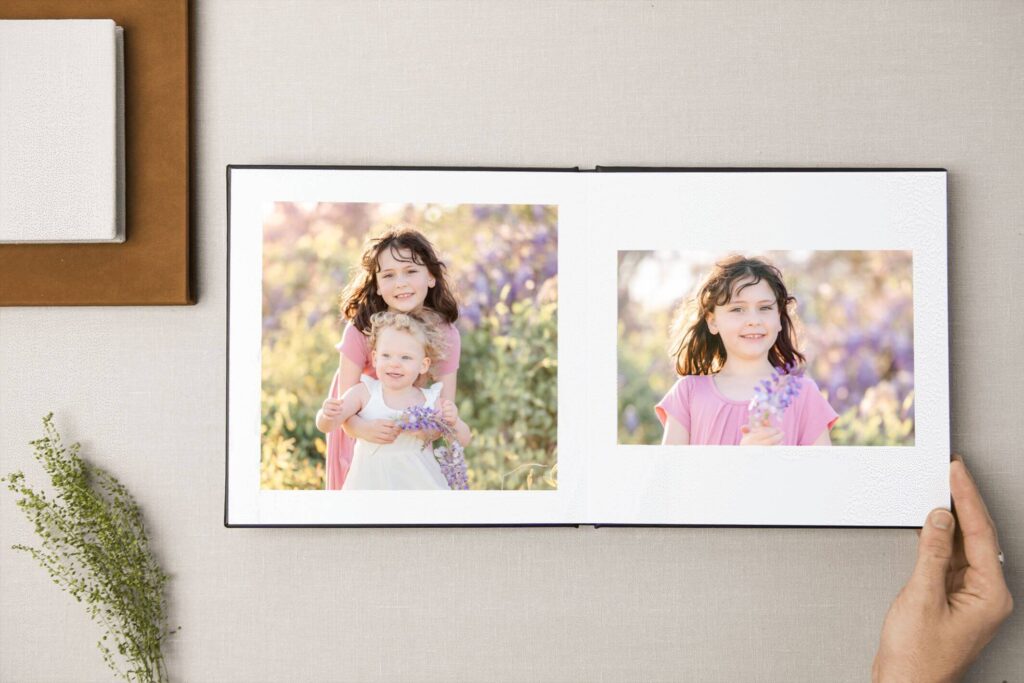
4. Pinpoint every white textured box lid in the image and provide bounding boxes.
[0,19,123,243]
